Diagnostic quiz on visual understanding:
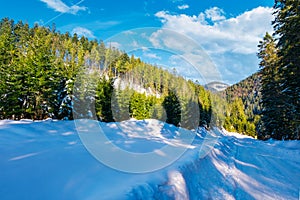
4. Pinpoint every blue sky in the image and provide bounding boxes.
[0,0,275,84]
